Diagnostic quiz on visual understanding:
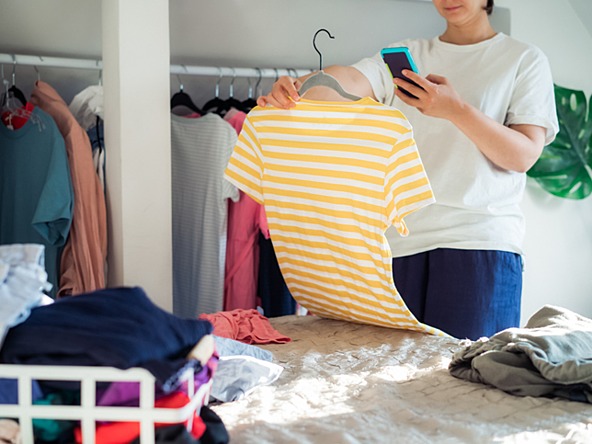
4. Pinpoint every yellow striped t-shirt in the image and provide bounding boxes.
[224,97,443,336]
